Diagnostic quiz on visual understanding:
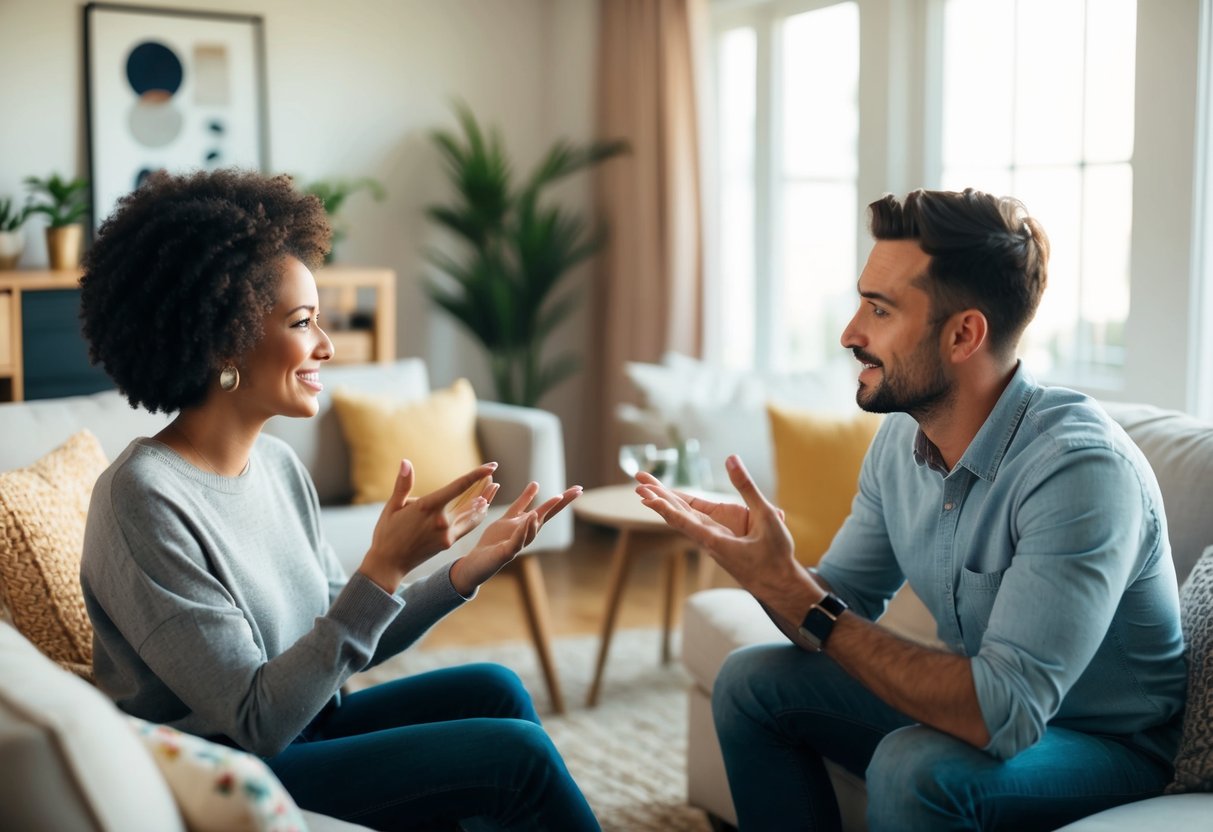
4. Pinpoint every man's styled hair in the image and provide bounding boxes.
[80,169,331,413]
[868,188,1050,357]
